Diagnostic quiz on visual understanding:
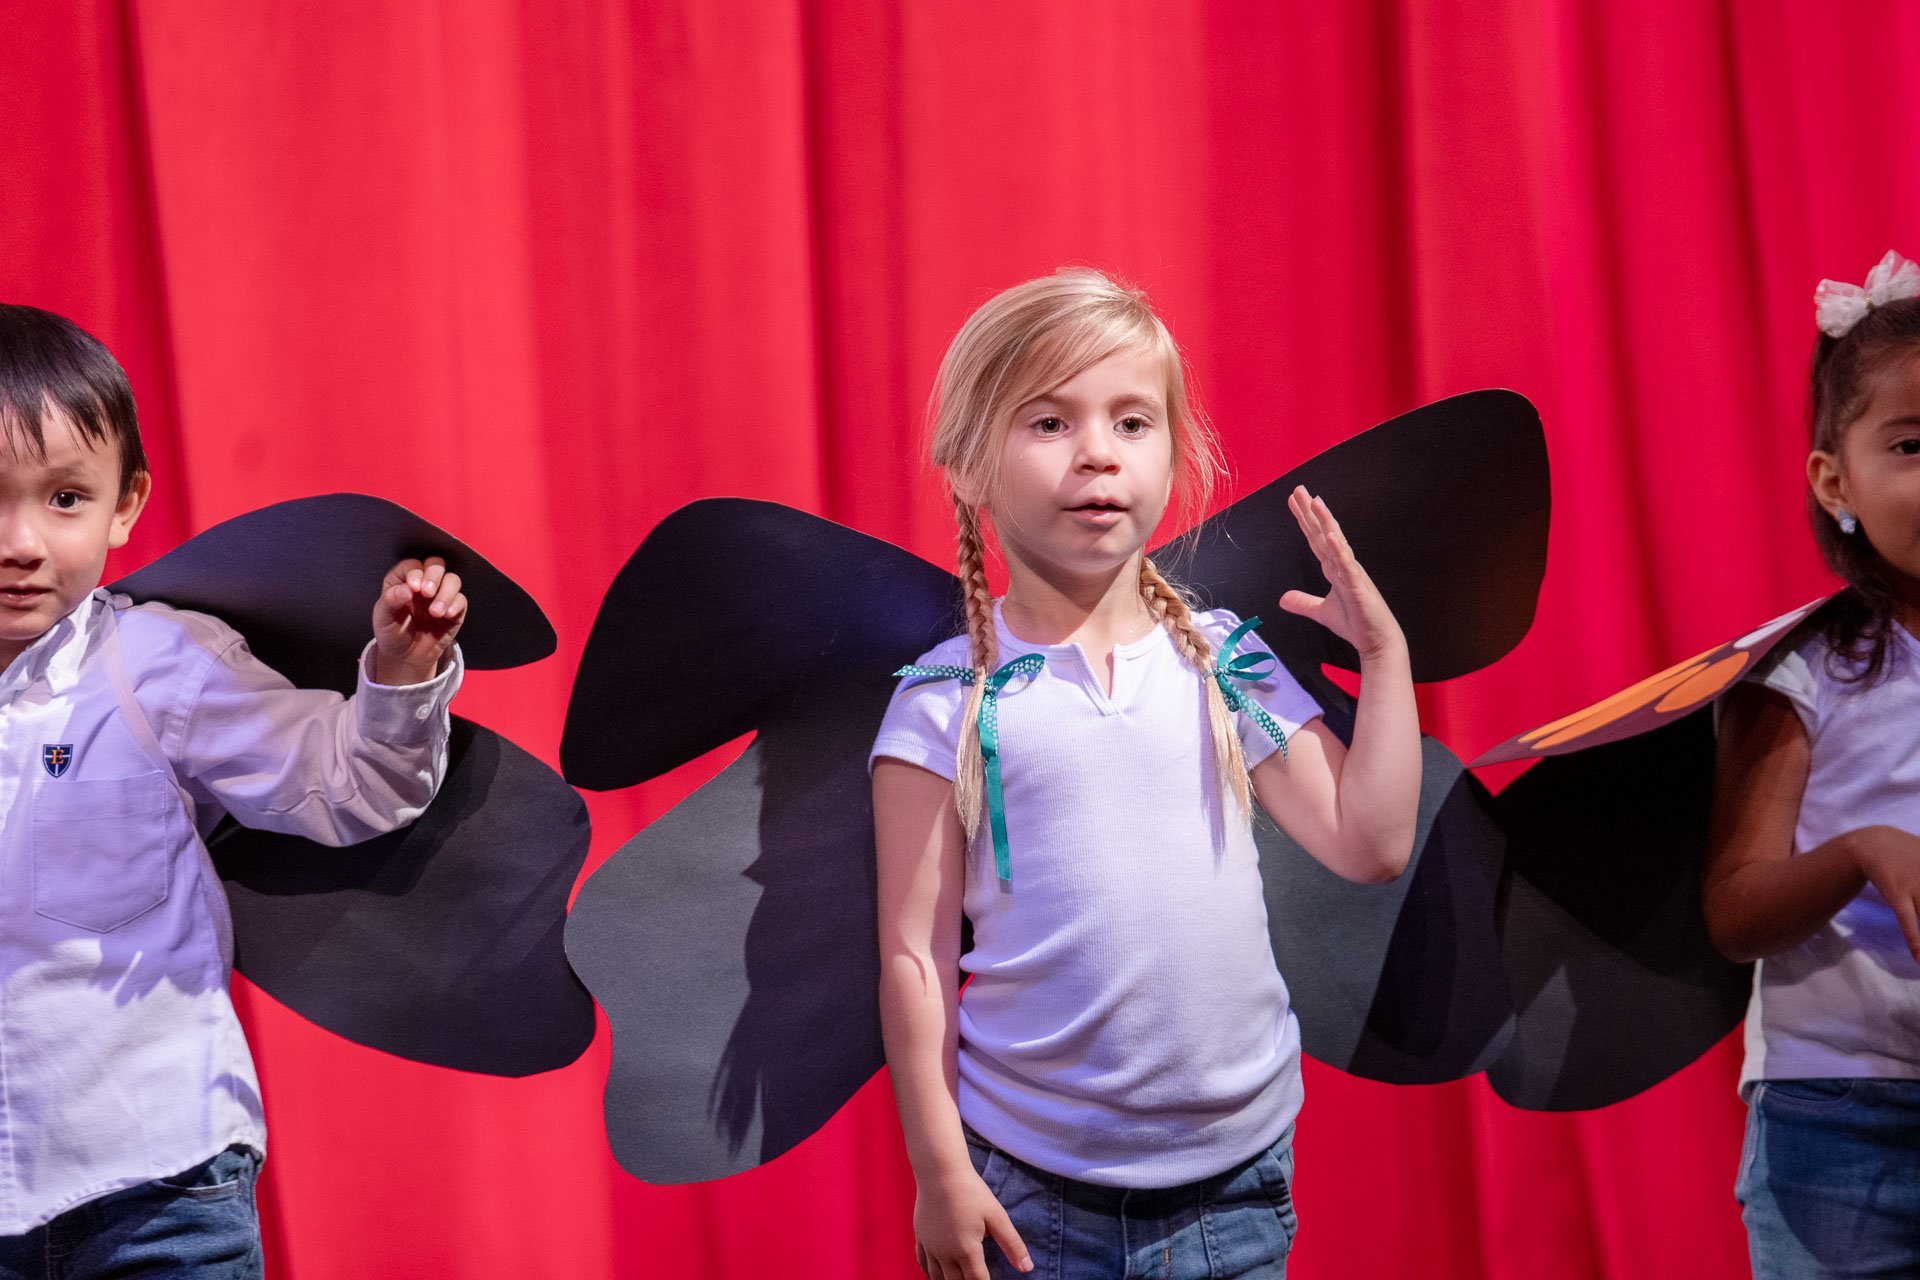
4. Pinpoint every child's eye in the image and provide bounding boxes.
[49,491,83,511]
[1895,438,1920,457]
[1116,415,1152,438]
[1031,416,1066,437]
